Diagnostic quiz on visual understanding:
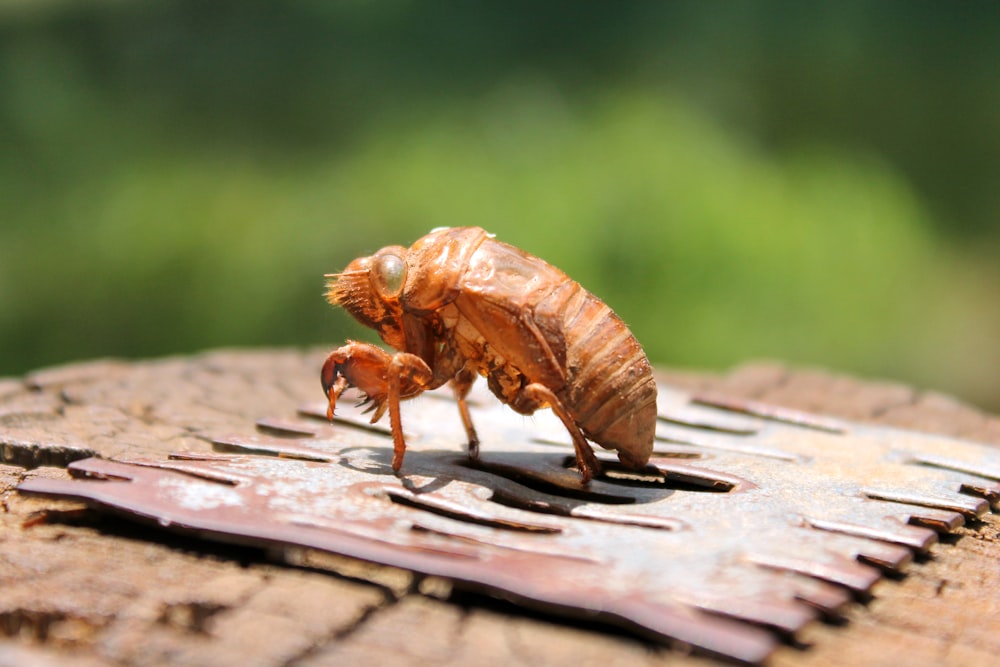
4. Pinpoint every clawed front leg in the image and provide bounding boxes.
[321,341,433,472]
